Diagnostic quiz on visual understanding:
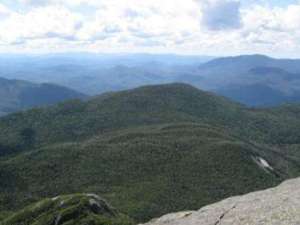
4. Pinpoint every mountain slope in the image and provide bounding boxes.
[0,83,244,153]
[214,66,300,106]
[194,55,300,106]
[199,55,300,75]
[217,84,290,106]
[1,83,300,222]
[142,177,300,225]
[0,77,86,116]
[0,123,285,222]
[1,83,300,153]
